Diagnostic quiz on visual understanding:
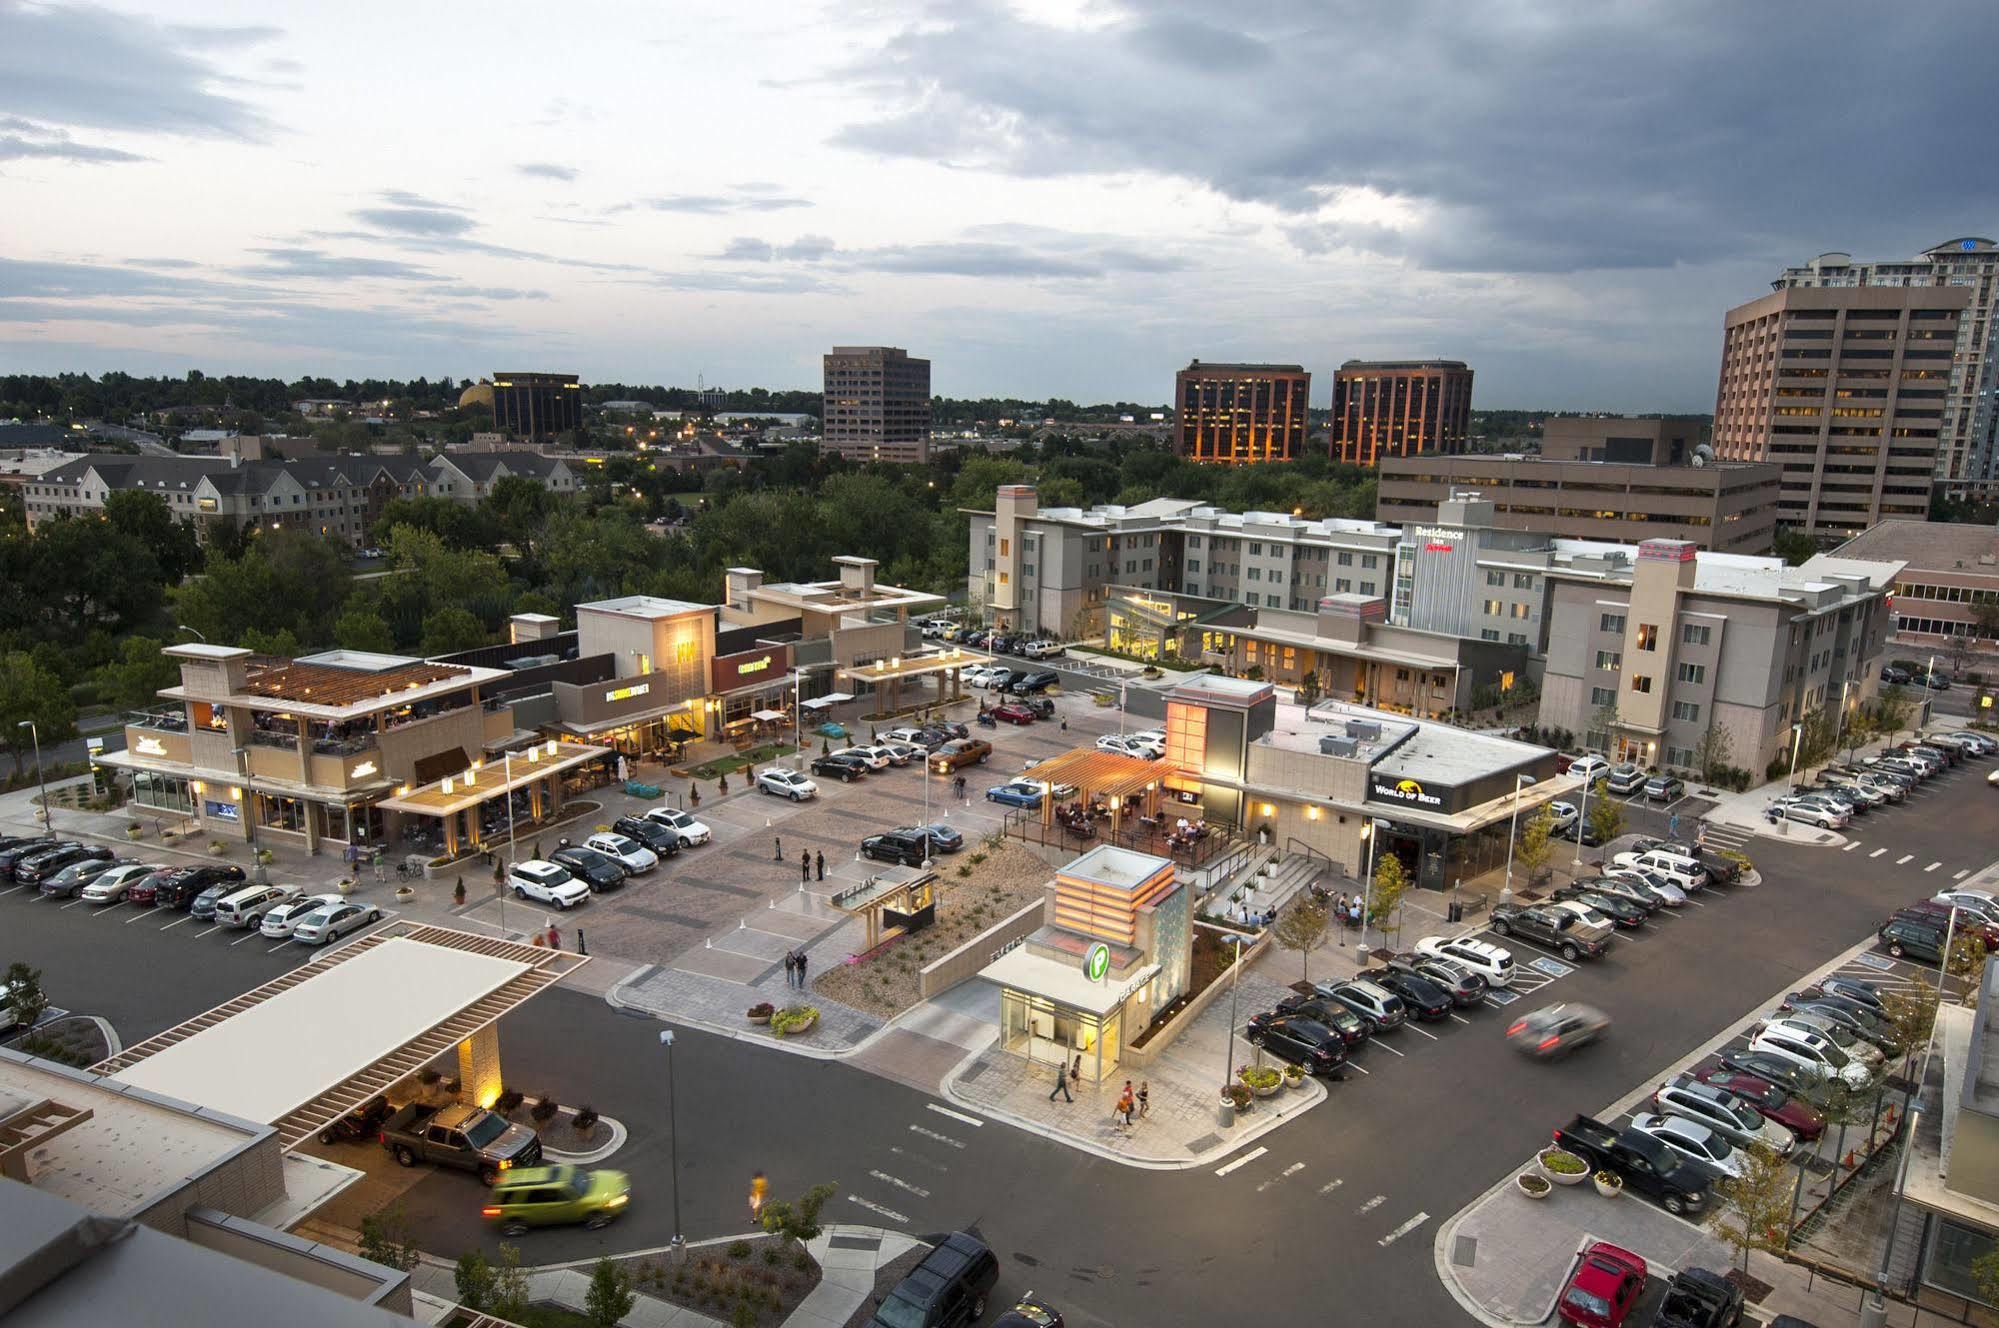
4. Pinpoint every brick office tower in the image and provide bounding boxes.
[1331,360,1473,465]
[822,346,932,463]
[1173,360,1311,464]
[1713,285,1970,538]
[491,372,581,440]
